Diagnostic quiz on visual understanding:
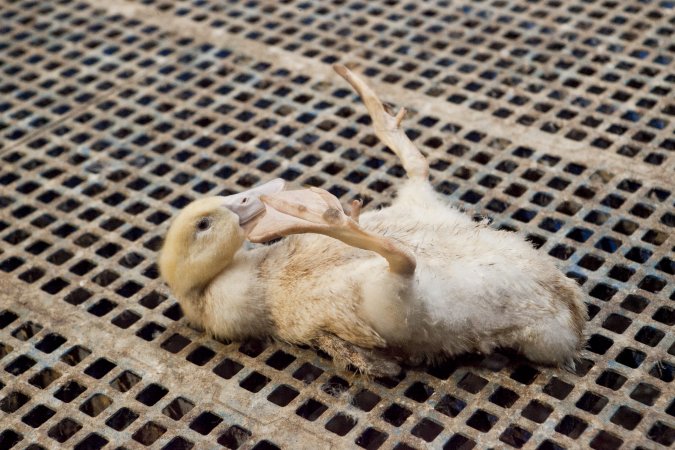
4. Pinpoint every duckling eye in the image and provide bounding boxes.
[196,217,211,232]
